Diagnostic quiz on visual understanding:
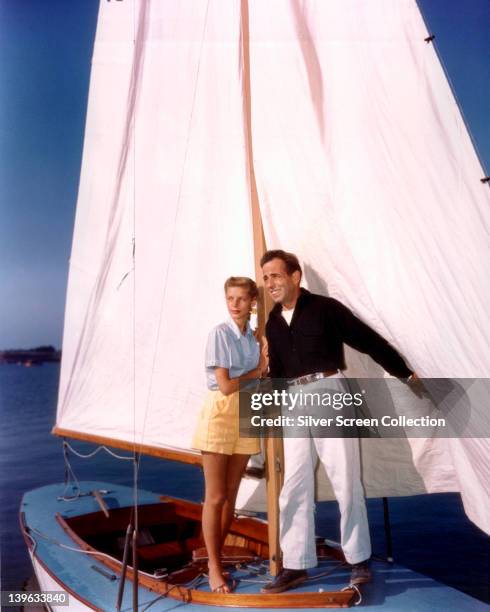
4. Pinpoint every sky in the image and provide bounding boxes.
[0,0,489,350]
